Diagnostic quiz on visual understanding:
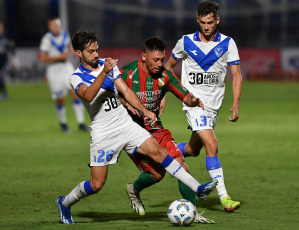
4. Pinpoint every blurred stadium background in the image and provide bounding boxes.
[0,0,299,83]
